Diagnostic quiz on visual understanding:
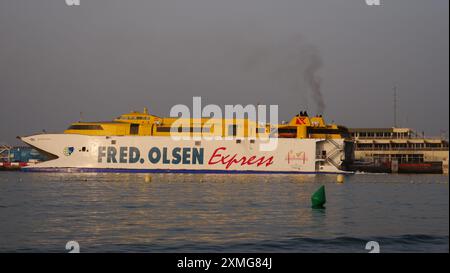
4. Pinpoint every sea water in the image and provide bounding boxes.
[0,172,448,252]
